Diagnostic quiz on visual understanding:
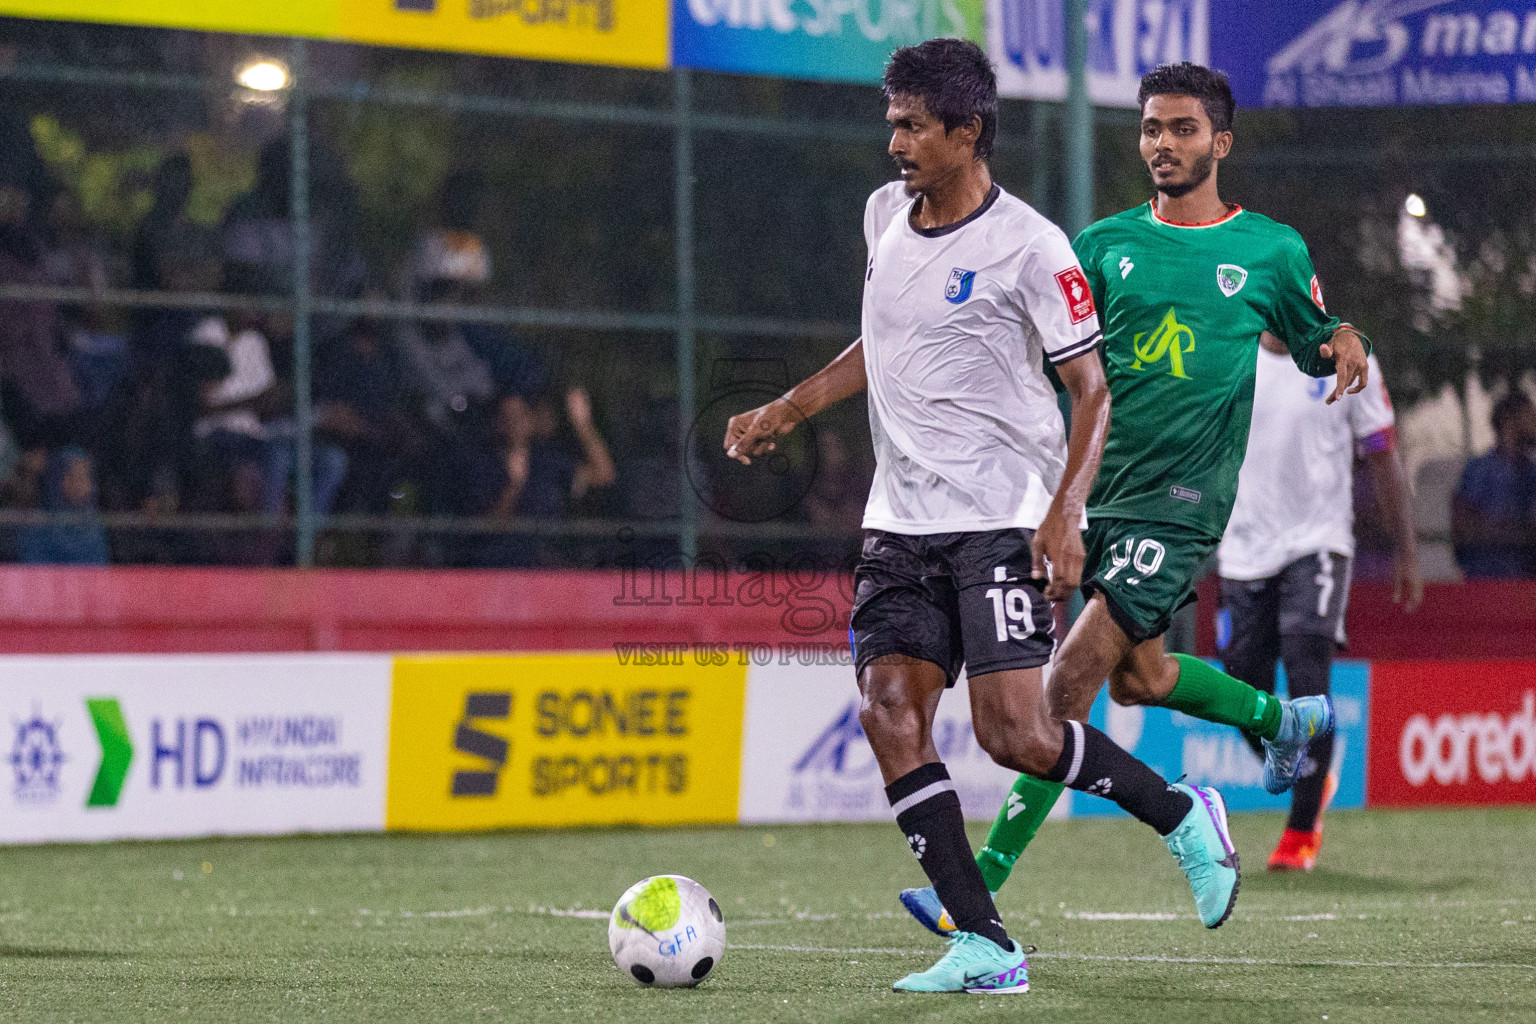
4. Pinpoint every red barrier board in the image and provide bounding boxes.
[1196,578,1536,660]
[1368,661,1536,807]
[0,566,855,653]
